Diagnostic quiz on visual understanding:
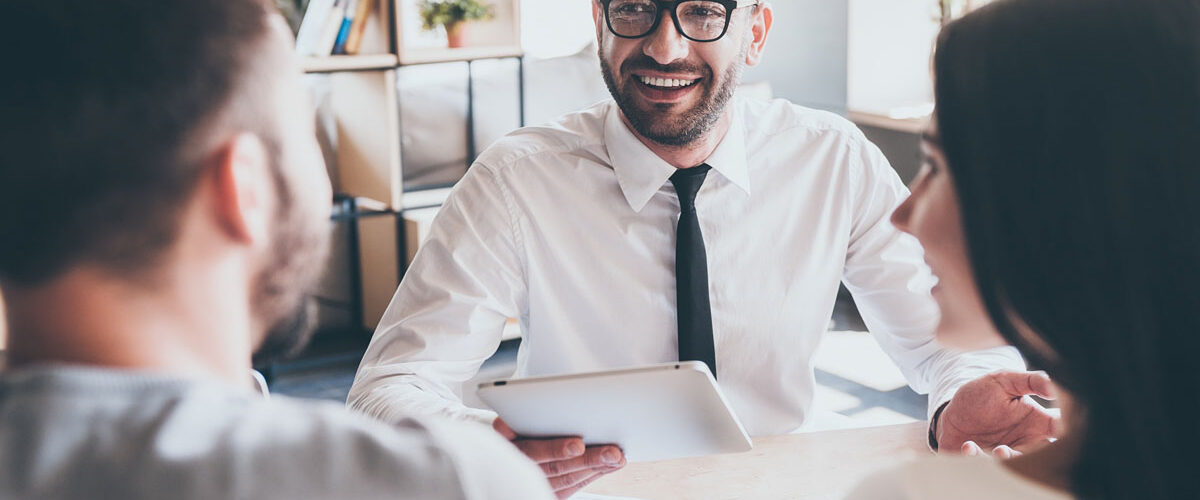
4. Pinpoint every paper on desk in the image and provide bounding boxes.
[572,494,647,500]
